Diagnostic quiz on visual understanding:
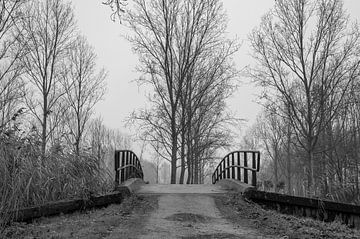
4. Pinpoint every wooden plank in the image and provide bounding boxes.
[243,152,248,184]
[244,190,360,228]
[237,151,241,181]
[12,187,130,223]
